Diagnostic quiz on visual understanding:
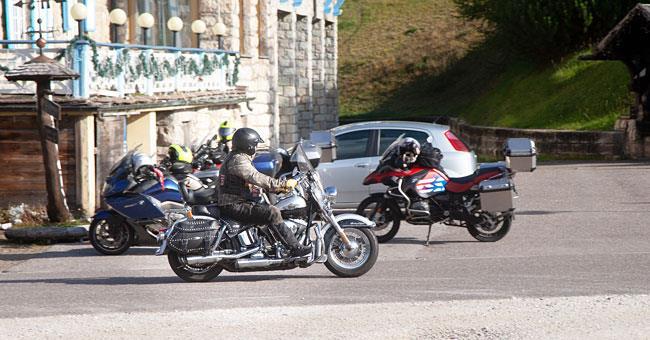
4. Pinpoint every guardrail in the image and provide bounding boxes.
[0,39,240,98]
